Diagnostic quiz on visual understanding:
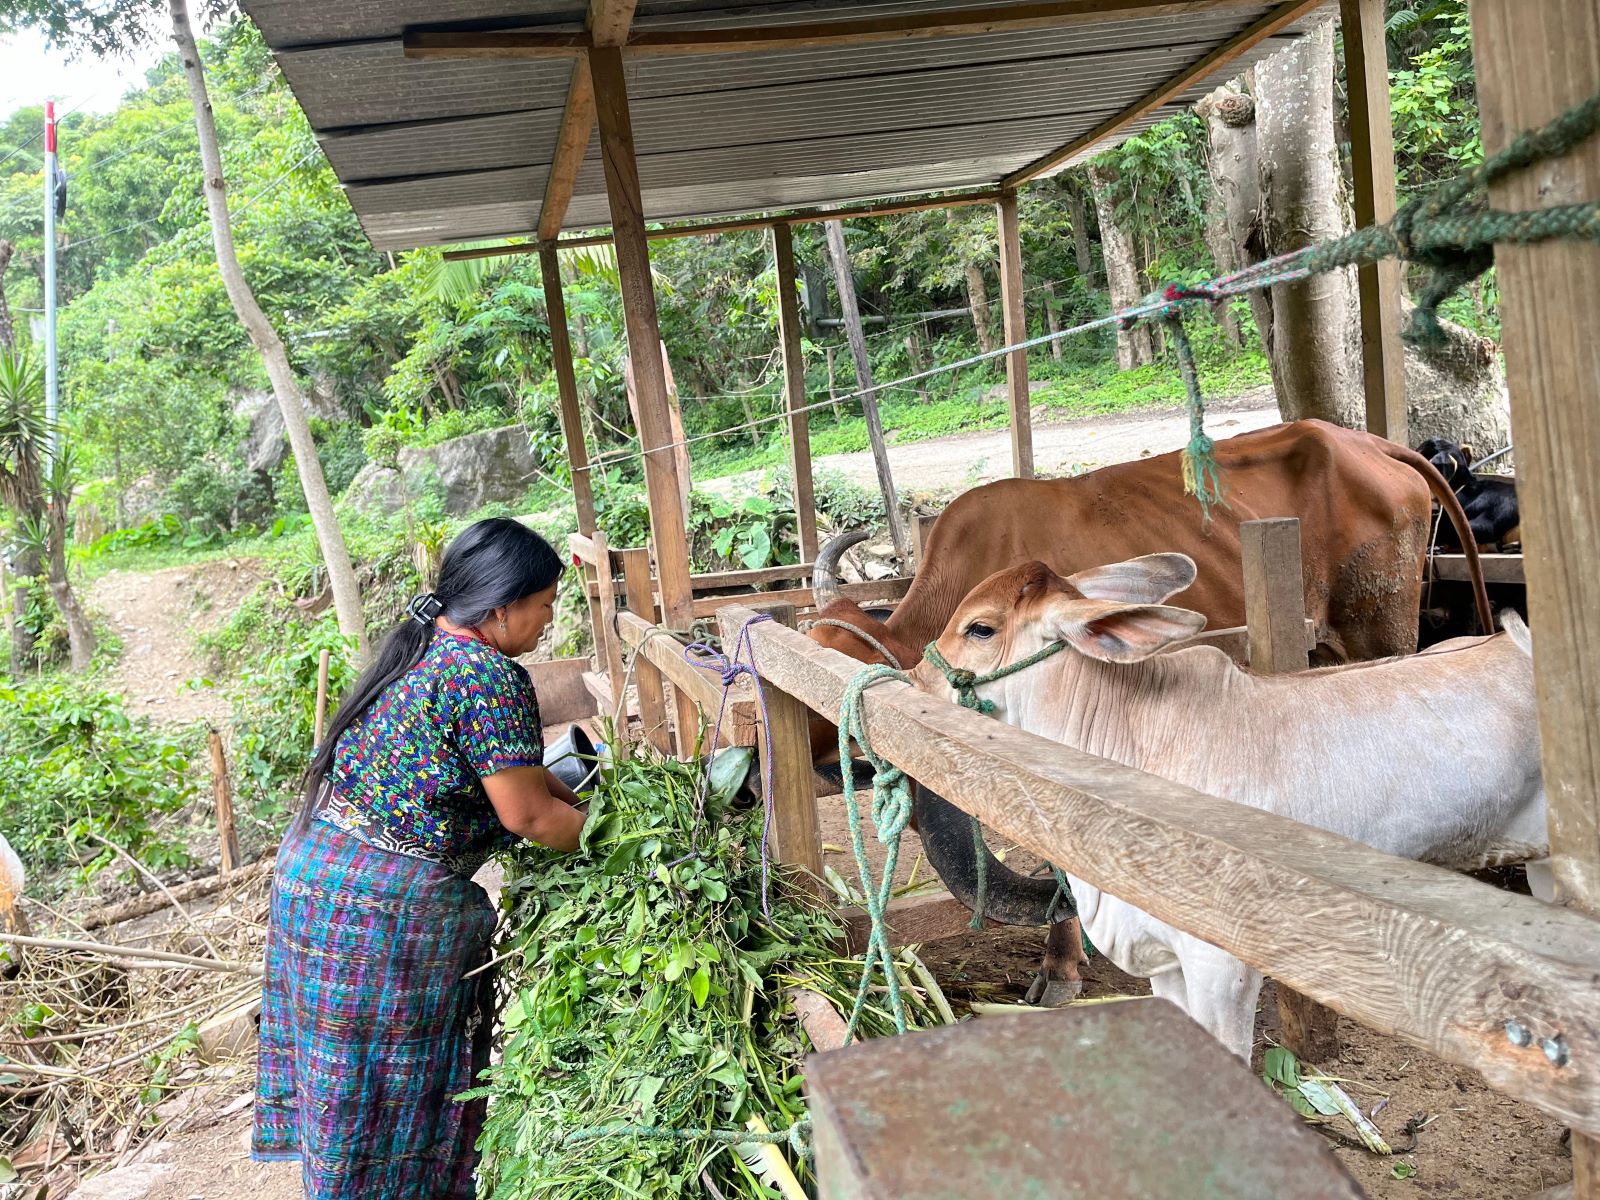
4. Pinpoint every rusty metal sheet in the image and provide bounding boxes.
[806,999,1364,1200]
